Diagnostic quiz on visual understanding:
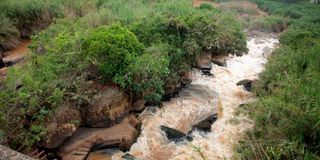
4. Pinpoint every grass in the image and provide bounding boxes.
[0,14,20,55]
[213,0,288,33]
[235,0,320,159]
